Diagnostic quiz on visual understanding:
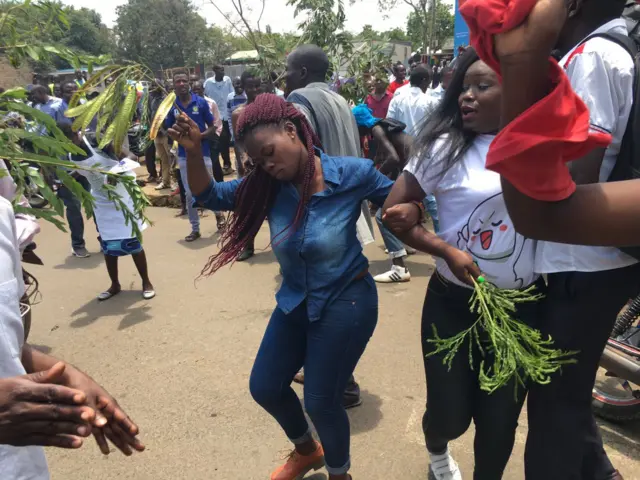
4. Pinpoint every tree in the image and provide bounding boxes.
[114,0,210,70]
[384,27,409,43]
[0,1,111,71]
[405,0,453,52]
[0,1,149,236]
[370,0,453,52]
